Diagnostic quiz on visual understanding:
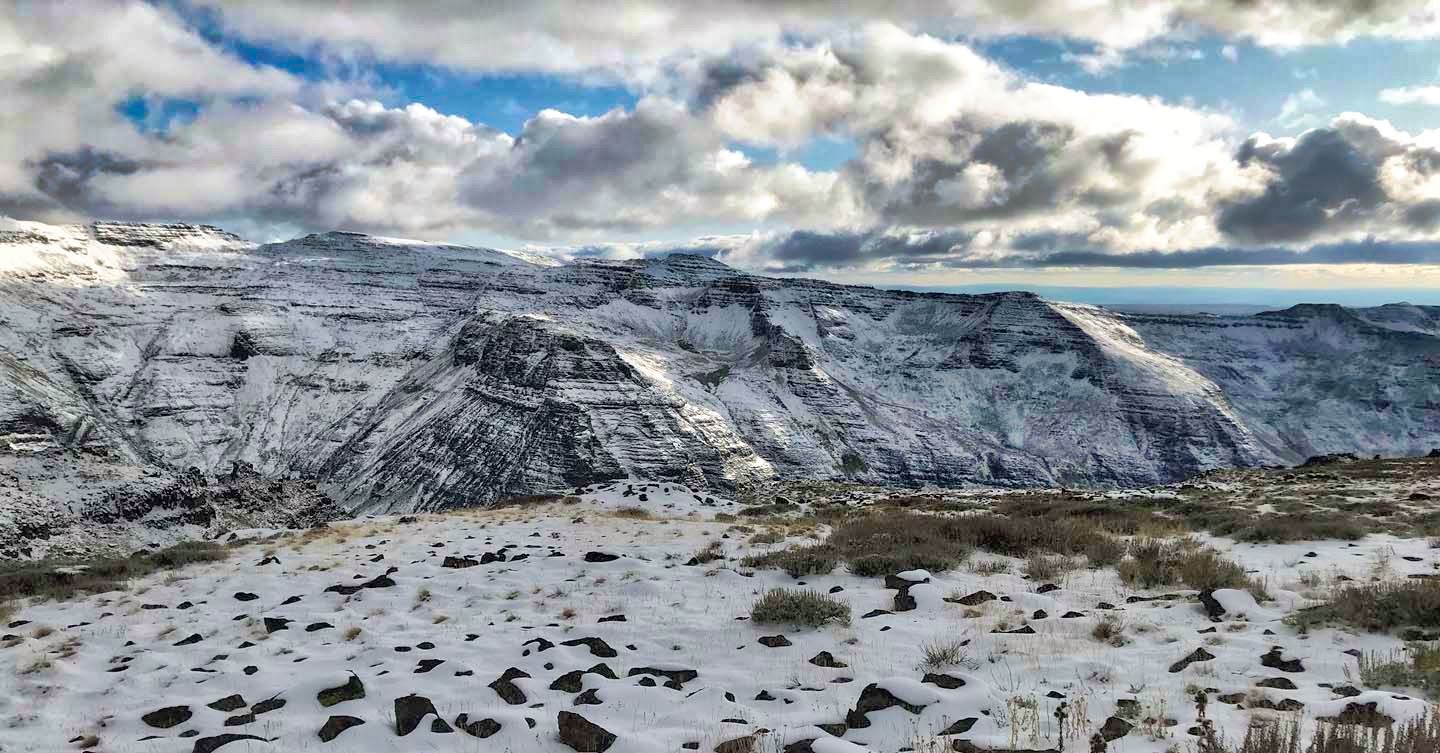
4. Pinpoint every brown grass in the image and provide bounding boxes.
[1219,709,1440,753]
[1116,538,1260,595]
[743,511,1127,579]
[1289,578,1440,633]
[0,541,229,615]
